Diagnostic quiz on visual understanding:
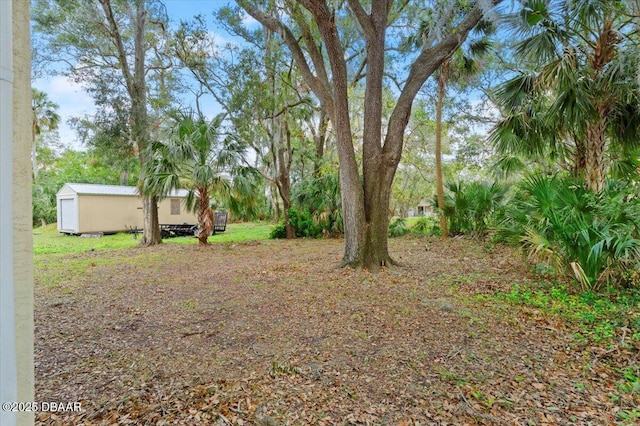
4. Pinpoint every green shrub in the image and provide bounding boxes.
[270,209,324,239]
[269,221,287,239]
[388,217,408,237]
[271,172,342,240]
[32,185,57,226]
[497,174,640,289]
[410,216,439,235]
[288,209,323,238]
[291,173,343,235]
[435,180,508,237]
